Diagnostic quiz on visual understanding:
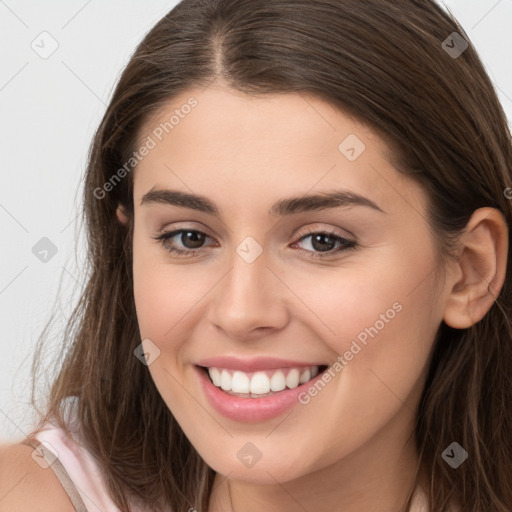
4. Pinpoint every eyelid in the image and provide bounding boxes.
[294,223,355,241]
[157,220,211,233]
[156,221,217,243]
